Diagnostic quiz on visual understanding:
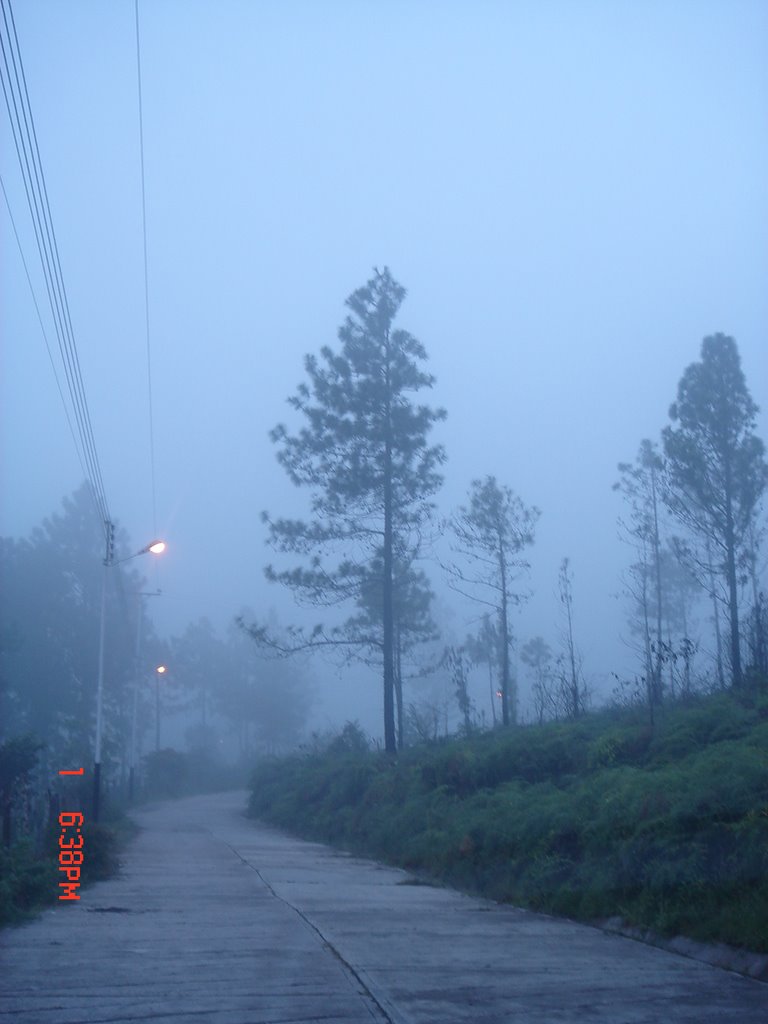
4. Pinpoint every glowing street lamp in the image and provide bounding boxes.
[155,664,167,751]
[116,538,167,562]
[93,522,166,821]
